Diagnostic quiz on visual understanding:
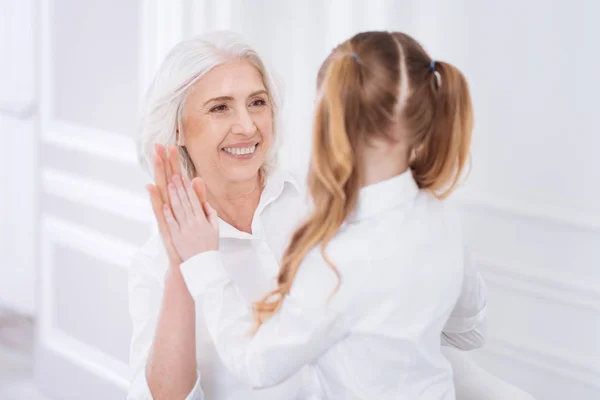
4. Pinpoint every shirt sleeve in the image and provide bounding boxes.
[181,250,356,389]
[441,247,487,350]
[127,251,204,400]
